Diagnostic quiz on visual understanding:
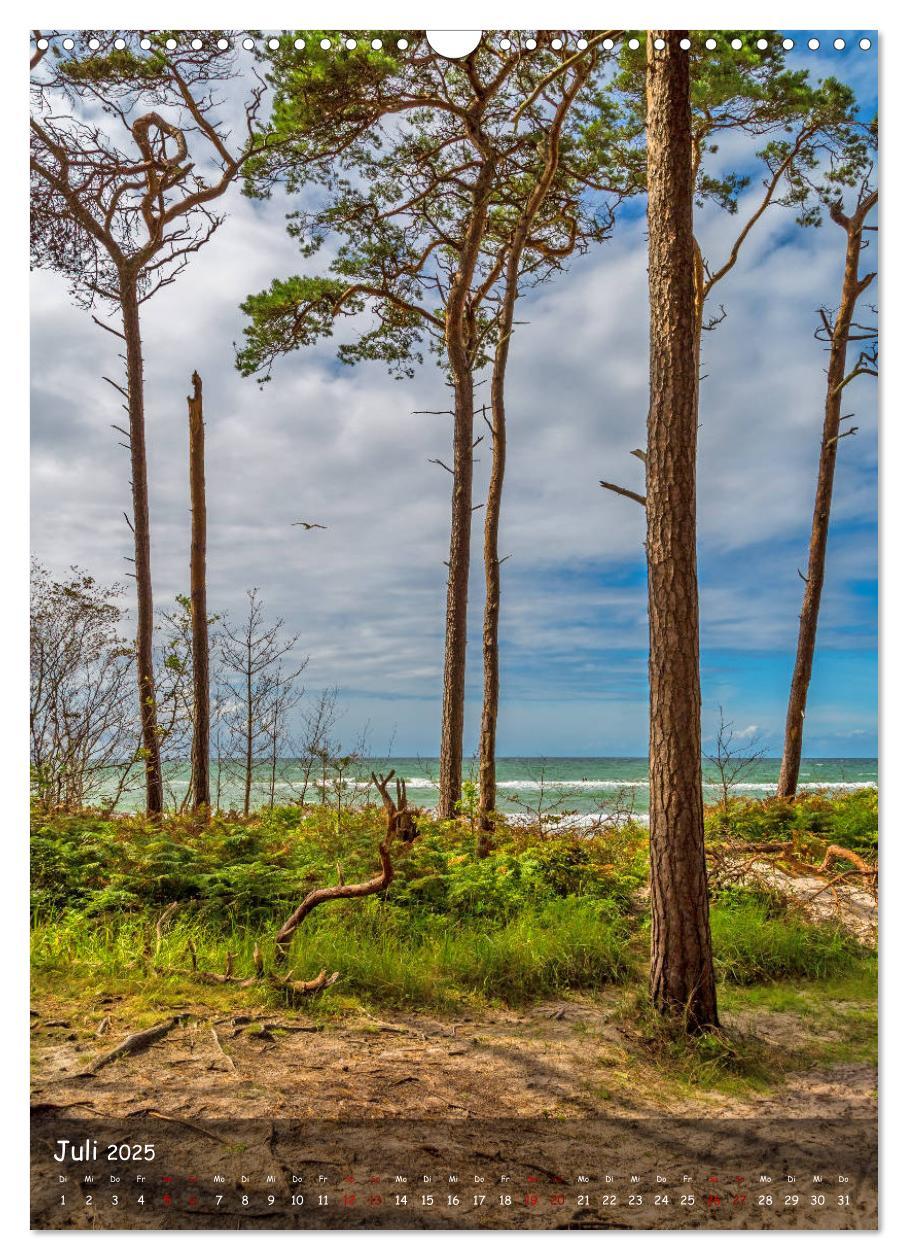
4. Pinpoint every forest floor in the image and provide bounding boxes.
[30,792,878,1227]
[30,973,877,1229]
